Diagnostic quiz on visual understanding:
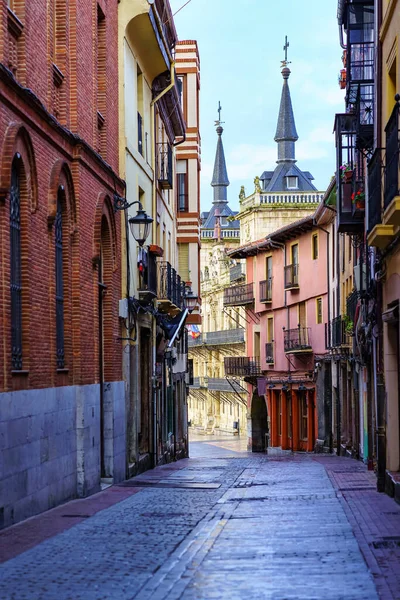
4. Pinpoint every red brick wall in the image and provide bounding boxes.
[0,1,123,392]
